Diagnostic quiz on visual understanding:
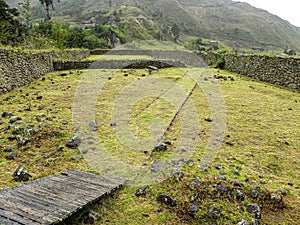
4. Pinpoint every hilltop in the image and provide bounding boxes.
[8,0,300,51]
